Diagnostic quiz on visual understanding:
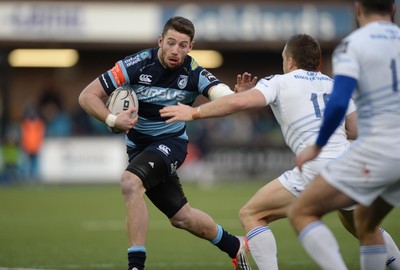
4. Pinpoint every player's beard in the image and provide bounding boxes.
[158,48,182,70]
